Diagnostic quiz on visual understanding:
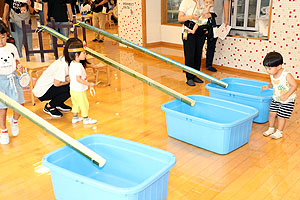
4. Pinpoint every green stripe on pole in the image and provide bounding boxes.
[76,21,228,88]
[0,91,106,167]
[40,25,196,106]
